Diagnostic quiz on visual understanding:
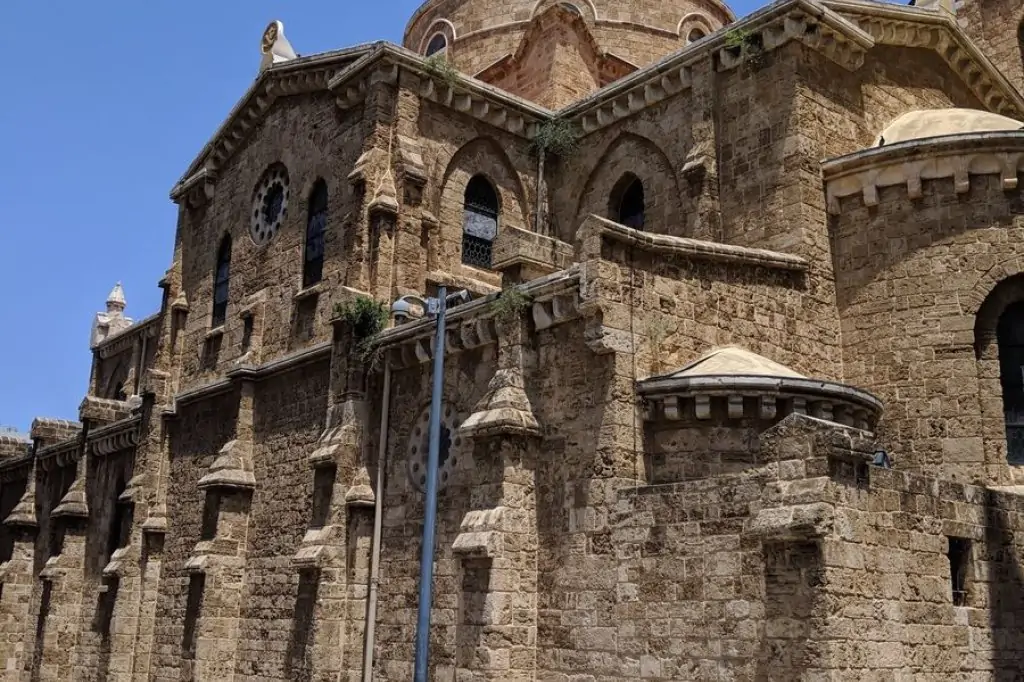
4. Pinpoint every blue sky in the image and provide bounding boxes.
[1,0,763,431]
